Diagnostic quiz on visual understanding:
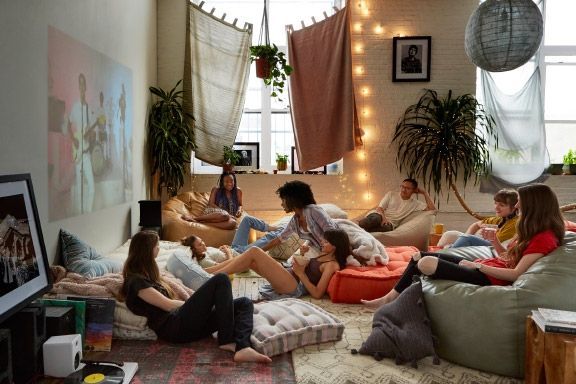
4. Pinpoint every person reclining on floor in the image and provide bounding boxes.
[181,172,242,230]
[437,189,519,248]
[205,229,351,300]
[181,215,284,268]
[352,178,436,233]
